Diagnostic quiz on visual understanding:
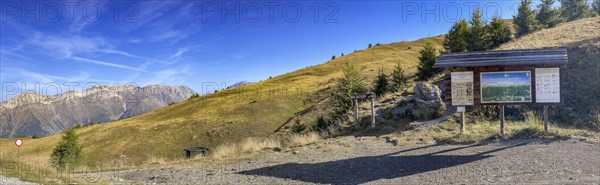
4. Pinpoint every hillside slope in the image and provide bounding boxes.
[0,36,445,166]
